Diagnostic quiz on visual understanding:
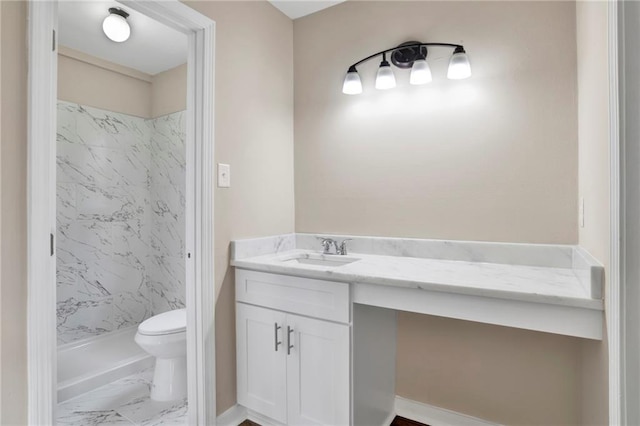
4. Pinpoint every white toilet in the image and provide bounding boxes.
[135,308,187,402]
